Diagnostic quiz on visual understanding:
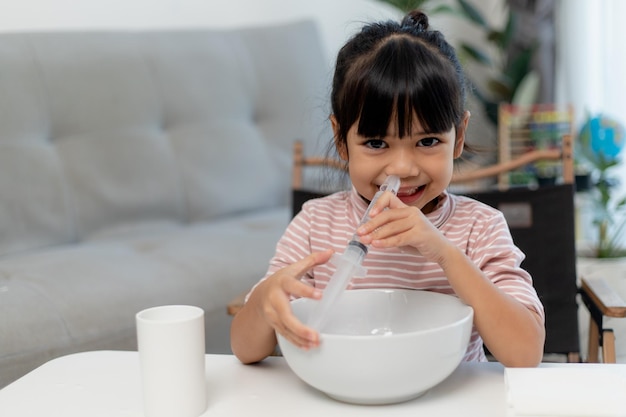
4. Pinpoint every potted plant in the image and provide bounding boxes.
[577,113,626,258]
